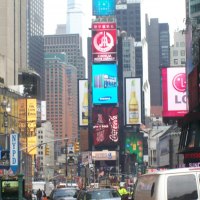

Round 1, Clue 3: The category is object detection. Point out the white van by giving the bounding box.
[133,168,200,200]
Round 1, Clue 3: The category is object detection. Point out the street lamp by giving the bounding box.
[1,97,11,150]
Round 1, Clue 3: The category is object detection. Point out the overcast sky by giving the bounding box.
[44,0,186,43]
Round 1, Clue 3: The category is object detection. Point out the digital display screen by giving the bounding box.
[92,64,118,104]
[93,0,116,16]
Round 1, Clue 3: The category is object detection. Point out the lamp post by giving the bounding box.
[1,97,11,150]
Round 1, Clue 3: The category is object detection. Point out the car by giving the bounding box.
[76,188,121,200]
[47,187,78,200]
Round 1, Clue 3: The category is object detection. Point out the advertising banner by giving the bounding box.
[18,99,27,135]
[92,22,117,63]
[162,67,188,117]
[125,132,143,163]
[125,78,142,125]
[27,136,37,155]
[41,101,47,121]
[92,151,117,161]
[92,106,119,147]
[92,0,116,16]
[92,64,118,104]
[27,99,37,135]
[78,80,88,126]
[10,133,19,174]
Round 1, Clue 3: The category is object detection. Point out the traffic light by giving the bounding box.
[74,142,80,153]
[45,145,50,155]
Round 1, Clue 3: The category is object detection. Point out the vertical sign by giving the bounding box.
[79,80,88,126]
[125,78,142,125]
[41,101,47,121]
[10,133,19,174]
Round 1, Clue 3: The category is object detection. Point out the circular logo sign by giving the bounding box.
[93,31,114,53]
[172,73,186,92]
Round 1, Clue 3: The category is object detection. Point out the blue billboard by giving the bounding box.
[93,0,116,16]
[92,64,118,104]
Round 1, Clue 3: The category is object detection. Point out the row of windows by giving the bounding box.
[173,58,186,65]
[173,50,185,56]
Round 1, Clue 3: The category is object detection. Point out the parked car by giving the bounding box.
[76,188,121,200]
[133,167,200,200]
[47,187,77,200]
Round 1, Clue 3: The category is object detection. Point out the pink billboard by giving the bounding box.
[92,22,117,63]
[162,67,188,117]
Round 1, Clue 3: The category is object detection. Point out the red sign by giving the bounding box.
[92,106,119,146]
[92,22,117,63]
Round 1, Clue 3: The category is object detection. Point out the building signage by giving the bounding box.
[92,151,116,161]
[92,106,119,147]
[125,78,142,125]
[10,133,19,174]
[92,0,116,16]
[92,22,117,63]
[162,67,188,117]
[92,64,118,104]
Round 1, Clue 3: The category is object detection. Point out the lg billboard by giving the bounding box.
[92,106,119,147]
[92,64,118,104]
[162,67,188,117]
[92,22,117,63]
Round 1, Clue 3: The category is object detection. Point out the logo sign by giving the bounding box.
[162,67,188,117]
[91,151,116,161]
[92,22,117,63]
[10,133,19,174]
[92,106,119,147]
[92,64,118,104]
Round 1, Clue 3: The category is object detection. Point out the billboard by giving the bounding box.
[92,22,117,63]
[162,67,188,117]
[78,80,88,126]
[92,0,116,16]
[125,78,142,125]
[125,132,143,163]
[92,106,119,147]
[41,101,46,121]
[18,99,27,135]
[92,64,118,104]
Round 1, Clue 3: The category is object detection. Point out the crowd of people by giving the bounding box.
[24,188,47,200]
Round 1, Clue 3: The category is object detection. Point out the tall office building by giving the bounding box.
[44,53,78,154]
[27,0,44,100]
[146,18,170,107]
[0,0,27,86]
[170,30,186,67]
[116,0,143,78]
[44,34,85,79]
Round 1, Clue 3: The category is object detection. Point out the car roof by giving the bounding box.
[143,167,200,176]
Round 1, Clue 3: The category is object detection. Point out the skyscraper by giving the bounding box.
[116,0,143,78]
[27,0,44,100]
[0,0,27,86]
[146,17,170,106]
[44,34,85,79]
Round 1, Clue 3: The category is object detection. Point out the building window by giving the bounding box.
[173,50,178,56]
[174,59,178,65]
[180,50,185,56]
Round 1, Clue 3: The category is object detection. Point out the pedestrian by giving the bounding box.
[36,188,42,200]
[42,191,48,200]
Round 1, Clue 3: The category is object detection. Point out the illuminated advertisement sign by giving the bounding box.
[125,78,142,125]
[78,80,88,126]
[125,132,143,163]
[10,133,19,173]
[92,151,117,161]
[92,106,119,147]
[92,22,117,63]
[41,101,46,121]
[162,67,188,117]
[92,64,118,104]
[93,0,116,16]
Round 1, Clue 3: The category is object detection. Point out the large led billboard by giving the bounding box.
[125,132,143,163]
[93,0,116,16]
[78,80,88,126]
[162,67,188,117]
[92,106,119,147]
[92,64,118,104]
[125,78,142,125]
[92,22,117,63]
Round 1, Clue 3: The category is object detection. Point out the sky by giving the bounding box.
[44,0,186,43]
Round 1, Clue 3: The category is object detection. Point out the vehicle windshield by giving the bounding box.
[86,190,120,199]
[53,189,76,198]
